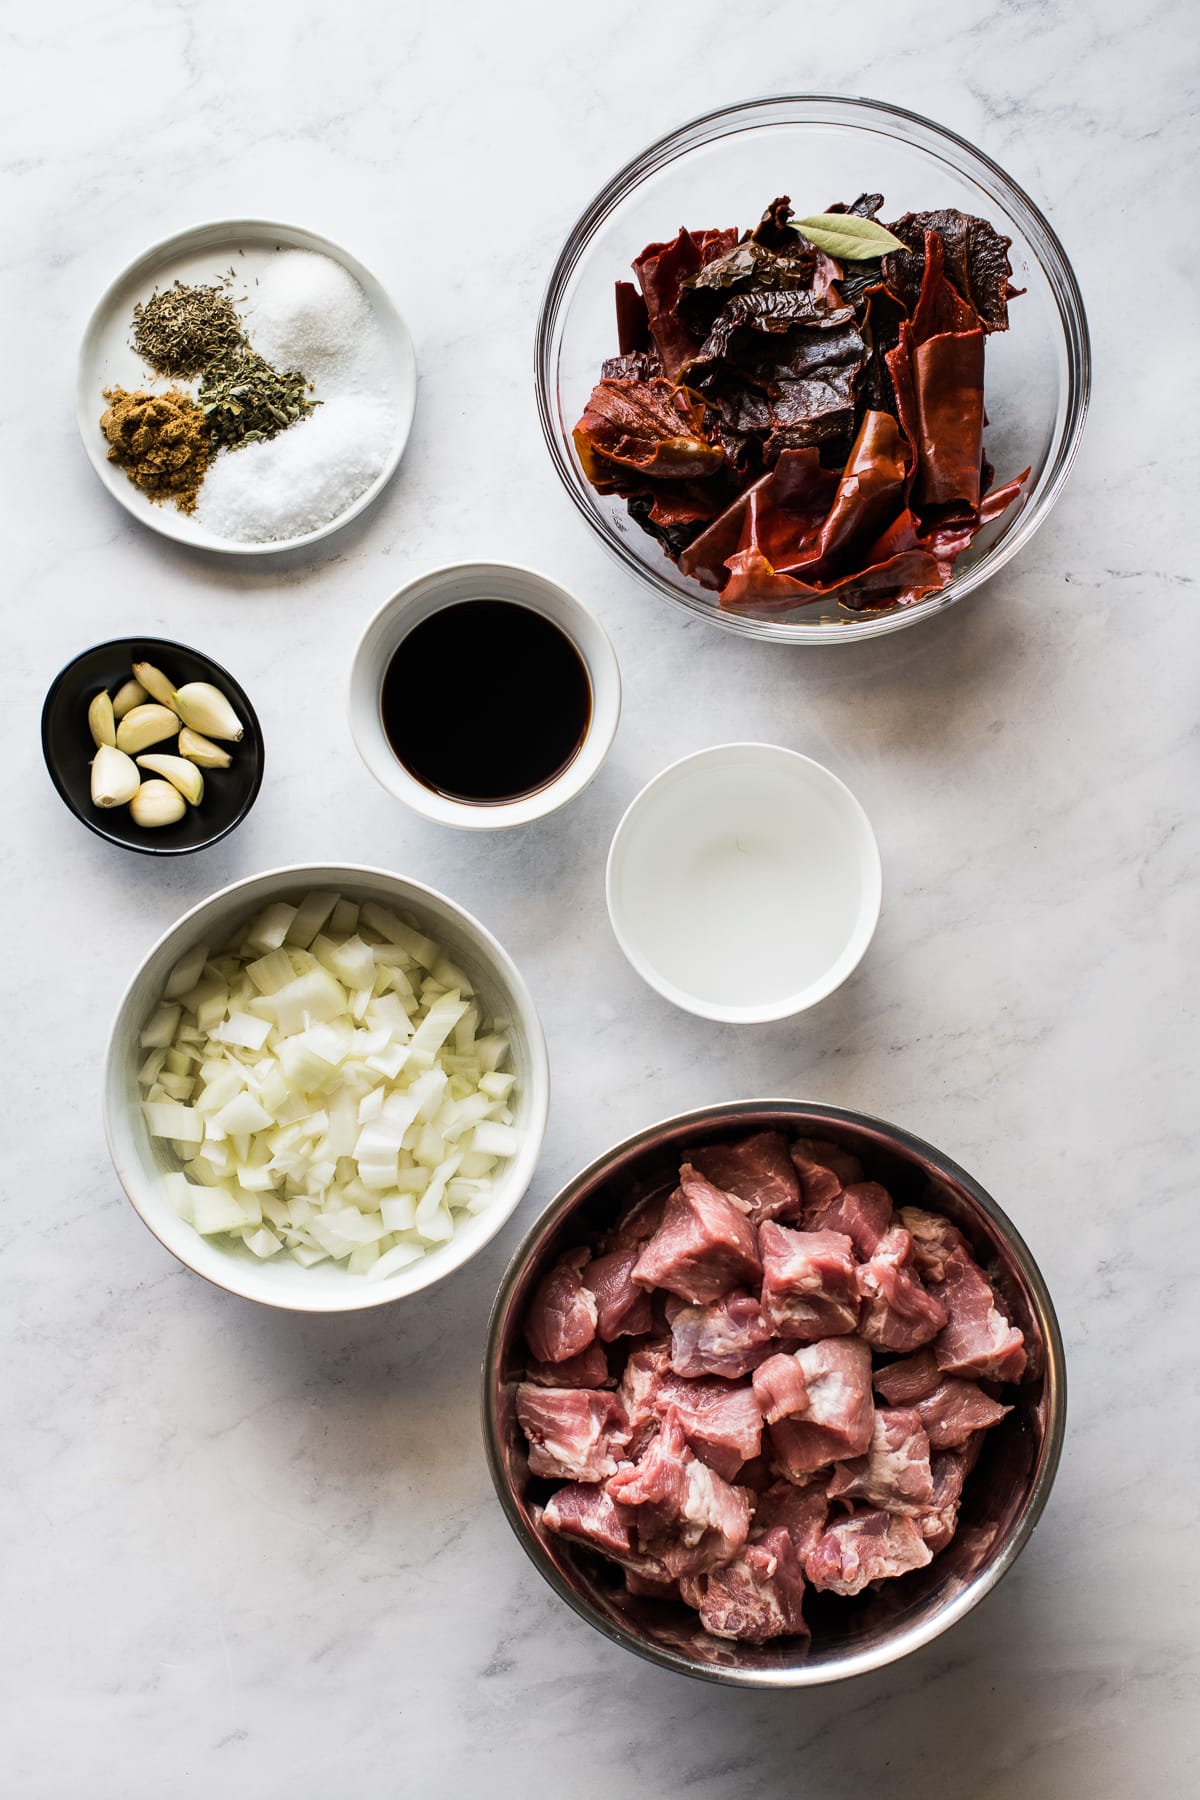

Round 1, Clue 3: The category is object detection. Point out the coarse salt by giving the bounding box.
[197,395,394,543]
[242,249,389,400]
[195,248,399,543]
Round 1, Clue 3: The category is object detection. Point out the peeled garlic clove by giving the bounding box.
[115,703,181,754]
[177,726,232,769]
[87,690,116,748]
[136,753,204,806]
[130,778,186,828]
[131,661,179,710]
[112,677,149,720]
[171,682,243,742]
[91,744,140,808]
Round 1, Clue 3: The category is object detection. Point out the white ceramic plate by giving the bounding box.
[606,743,882,1022]
[77,219,417,554]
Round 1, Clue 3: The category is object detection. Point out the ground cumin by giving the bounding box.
[99,387,212,514]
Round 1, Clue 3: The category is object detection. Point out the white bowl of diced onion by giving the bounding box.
[103,864,549,1310]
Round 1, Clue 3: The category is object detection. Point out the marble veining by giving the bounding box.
[3,1,1197,1794]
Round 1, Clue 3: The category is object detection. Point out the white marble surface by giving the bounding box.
[5,2,1197,1794]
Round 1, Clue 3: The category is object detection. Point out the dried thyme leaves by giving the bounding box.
[132,281,246,380]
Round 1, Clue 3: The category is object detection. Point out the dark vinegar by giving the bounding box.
[381,600,592,804]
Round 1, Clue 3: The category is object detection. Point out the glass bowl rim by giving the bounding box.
[535,92,1091,644]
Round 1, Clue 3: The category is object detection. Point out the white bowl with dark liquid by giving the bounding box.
[349,563,621,829]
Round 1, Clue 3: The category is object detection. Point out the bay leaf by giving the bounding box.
[792,214,906,261]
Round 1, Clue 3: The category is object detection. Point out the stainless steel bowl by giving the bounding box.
[482,1100,1065,1687]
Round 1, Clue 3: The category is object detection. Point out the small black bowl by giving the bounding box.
[41,637,264,856]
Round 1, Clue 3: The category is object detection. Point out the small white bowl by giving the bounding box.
[606,744,882,1023]
[103,864,549,1312]
[349,563,621,829]
[77,219,417,554]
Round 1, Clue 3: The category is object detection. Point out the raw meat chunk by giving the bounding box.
[856,1226,948,1352]
[898,1204,971,1284]
[932,1248,1026,1382]
[516,1385,630,1482]
[608,1187,669,1251]
[762,1338,875,1479]
[682,1526,810,1643]
[667,1289,775,1379]
[526,1340,612,1388]
[524,1249,598,1364]
[753,1478,829,1561]
[806,1509,933,1595]
[914,1380,1009,1449]
[687,1130,802,1224]
[620,1342,762,1480]
[873,1344,1011,1446]
[543,1482,639,1558]
[790,1137,864,1209]
[805,1181,894,1258]
[632,1164,762,1303]
[621,1340,673,1432]
[607,1407,752,1578]
[753,1352,810,1425]
[759,1222,860,1339]
[872,1346,940,1404]
[655,1375,763,1481]
[919,1435,985,1553]
[585,1247,656,1342]
[826,1406,935,1513]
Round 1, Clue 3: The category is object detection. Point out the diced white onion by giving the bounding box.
[140,892,519,1275]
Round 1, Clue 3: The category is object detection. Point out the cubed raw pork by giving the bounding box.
[620,1342,762,1480]
[759,1222,860,1340]
[680,1526,810,1643]
[524,1248,598,1365]
[761,1338,875,1479]
[856,1227,948,1352]
[826,1406,935,1514]
[919,1434,985,1553]
[790,1138,864,1209]
[543,1481,639,1558]
[753,1353,809,1425]
[872,1346,941,1404]
[806,1509,933,1595]
[607,1407,752,1579]
[516,1385,630,1482]
[584,1247,655,1342]
[932,1248,1027,1383]
[805,1181,895,1259]
[621,1340,673,1432]
[753,1478,829,1561]
[632,1164,762,1304]
[526,1340,612,1389]
[873,1349,1012,1447]
[656,1375,763,1482]
[917,1382,1010,1449]
[607,1186,669,1252]
[686,1131,802,1224]
[667,1289,775,1379]
[899,1205,972,1283]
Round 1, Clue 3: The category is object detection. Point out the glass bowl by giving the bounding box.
[536,95,1090,643]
